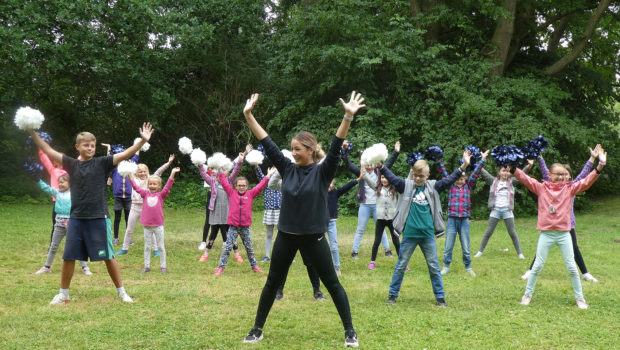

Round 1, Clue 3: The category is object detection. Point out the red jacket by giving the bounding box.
[218,172,270,227]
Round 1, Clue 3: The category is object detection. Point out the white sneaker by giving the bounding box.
[474,251,482,258]
[50,293,70,305]
[576,298,589,309]
[520,294,532,306]
[35,266,52,275]
[118,291,134,303]
[521,270,532,280]
[82,267,93,276]
[518,254,525,259]
[198,241,207,251]
[582,273,599,283]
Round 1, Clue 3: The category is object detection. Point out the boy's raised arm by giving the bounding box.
[113,122,153,166]
[28,130,62,165]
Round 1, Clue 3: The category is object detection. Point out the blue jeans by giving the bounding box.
[389,237,444,299]
[443,217,471,268]
[351,203,389,252]
[327,220,340,267]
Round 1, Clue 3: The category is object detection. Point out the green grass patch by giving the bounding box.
[1,197,619,349]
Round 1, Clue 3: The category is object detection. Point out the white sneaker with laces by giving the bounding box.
[82,267,93,276]
[576,298,589,309]
[198,241,207,251]
[520,294,532,306]
[474,251,482,258]
[582,273,599,283]
[518,254,525,259]
[35,267,52,275]
[521,270,532,280]
[118,291,134,303]
[50,293,70,305]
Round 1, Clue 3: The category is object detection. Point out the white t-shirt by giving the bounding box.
[495,180,510,208]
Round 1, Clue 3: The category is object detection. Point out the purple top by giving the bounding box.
[538,156,593,229]
[110,154,139,198]
[197,159,242,211]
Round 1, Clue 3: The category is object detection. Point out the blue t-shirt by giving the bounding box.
[403,186,435,239]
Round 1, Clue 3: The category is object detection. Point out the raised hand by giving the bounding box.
[598,148,607,163]
[238,152,245,161]
[342,140,349,150]
[244,93,260,117]
[168,154,175,164]
[527,159,534,167]
[358,167,365,181]
[339,91,366,118]
[394,141,401,152]
[267,166,277,177]
[139,122,154,142]
[462,150,472,167]
[170,167,181,178]
[245,144,253,155]
[481,149,490,161]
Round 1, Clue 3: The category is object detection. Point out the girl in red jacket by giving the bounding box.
[215,167,276,275]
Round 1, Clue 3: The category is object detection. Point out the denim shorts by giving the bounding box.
[490,207,514,219]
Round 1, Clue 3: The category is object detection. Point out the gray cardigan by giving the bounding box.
[480,166,530,211]
[363,173,398,220]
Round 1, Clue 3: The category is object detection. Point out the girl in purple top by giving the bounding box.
[521,145,602,282]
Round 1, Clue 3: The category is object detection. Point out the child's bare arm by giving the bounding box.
[169,167,180,180]
[113,122,153,166]
[28,130,62,164]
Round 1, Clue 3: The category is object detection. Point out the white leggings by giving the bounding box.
[122,204,158,250]
[144,226,166,269]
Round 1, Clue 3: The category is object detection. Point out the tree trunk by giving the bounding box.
[505,1,535,70]
[547,16,570,54]
[485,0,517,77]
[545,0,612,75]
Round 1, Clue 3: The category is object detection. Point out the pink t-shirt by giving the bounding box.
[130,178,174,226]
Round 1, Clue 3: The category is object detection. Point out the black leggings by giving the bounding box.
[371,219,400,261]
[202,191,212,242]
[50,205,57,244]
[529,228,588,274]
[207,224,238,250]
[113,209,130,239]
[253,231,353,331]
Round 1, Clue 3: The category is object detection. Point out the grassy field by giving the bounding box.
[1,197,618,349]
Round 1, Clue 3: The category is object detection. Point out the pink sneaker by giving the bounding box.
[367,261,376,270]
[214,267,224,276]
[406,265,411,271]
[199,253,208,262]
[235,254,244,263]
[252,266,264,273]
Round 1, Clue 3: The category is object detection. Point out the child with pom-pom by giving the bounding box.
[116,155,175,256]
[341,140,401,259]
[521,144,603,283]
[34,174,92,276]
[515,147,607,309]
[436,148,490,277]
[380,150,472,307]
[214,167,276,276]
[27,122,152,305]
[251,151,282,263]
[474,153,534,259]
[130,167,180,274]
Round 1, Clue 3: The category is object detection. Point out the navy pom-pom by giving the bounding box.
[110,144,126,155]
[522,135,549,160]
[491,145,525,168]
[26,131,52,149]
[460,145,482,172]
[424,146,443,161]
[341,142,353,156]
[407,151,425,165]
[257,144,268,159]
[23,157,44,180]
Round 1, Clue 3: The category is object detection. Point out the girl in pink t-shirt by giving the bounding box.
[130,167,180,274]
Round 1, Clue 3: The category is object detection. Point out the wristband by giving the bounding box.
[595,168,602,175]
[599,161,606,166]
[343,115,354,122]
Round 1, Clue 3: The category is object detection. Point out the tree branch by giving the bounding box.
[545,0,612,75]
[547,16,570,54]
[484,0,517,78]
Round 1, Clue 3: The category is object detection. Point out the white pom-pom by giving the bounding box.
[14,107,45,130]
[117,160,138,177]
[281,150,295,163]
[223,159,234,172]
[361,143,388,166]
[246,150,264,165]
[134,137,150,152]
[207,152,232,170]
[190,148,207,166]
[178,137,193,155]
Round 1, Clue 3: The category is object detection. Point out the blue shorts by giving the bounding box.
[63,218,115,261]
[490,207,514,220]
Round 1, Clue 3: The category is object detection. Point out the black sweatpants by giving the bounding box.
[371,219,400,261]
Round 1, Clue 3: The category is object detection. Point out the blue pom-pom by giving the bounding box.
[522,135,549,159]
[257,144,268,159]
[341,142,353,156]
[407,151,425,165]
[110,144,126,155]
[22,157,44,180]
[491,145,525,168]
[424,146,443,161]
[26,131,52,149]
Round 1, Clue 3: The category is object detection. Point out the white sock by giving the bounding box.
[116,286,125,294]
[59,288,69,296]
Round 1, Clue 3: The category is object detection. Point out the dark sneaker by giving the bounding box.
[436,298,447,307]
[314,290,326,301]
[260,256,271,263]
[140,267,151,274]
[386,294,397,304]
[344,329,359,347]
[243,327,263,344]
[351,251,359,259]
[275,289,284,300]
[384,249,393,258]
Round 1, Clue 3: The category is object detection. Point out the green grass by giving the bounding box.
[1,197,619,349]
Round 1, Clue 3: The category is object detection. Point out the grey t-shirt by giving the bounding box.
[363,171,377,205]
[63,155,114,219]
